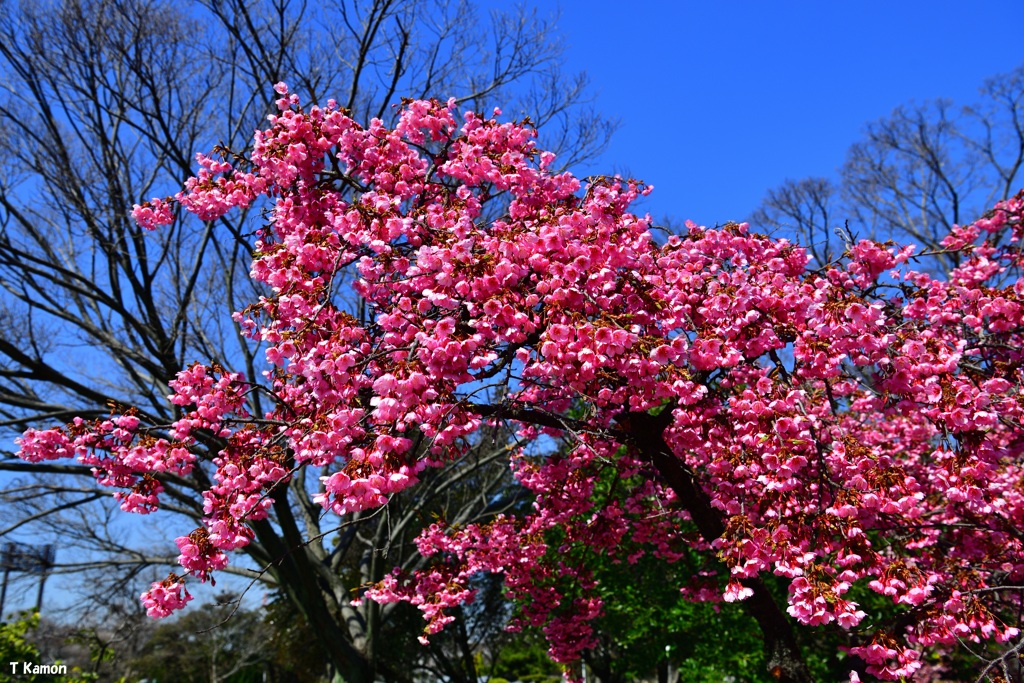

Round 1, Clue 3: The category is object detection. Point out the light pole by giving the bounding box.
[0,542,55,618]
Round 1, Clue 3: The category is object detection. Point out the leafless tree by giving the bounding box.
[751,63,1024,274]
[748,177,838,267]
[0,1,614,681]
[961,65,1024,213]
[840,98,980,271]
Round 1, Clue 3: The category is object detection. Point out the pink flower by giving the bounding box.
[141,575,193,618]
[131,197,175,230]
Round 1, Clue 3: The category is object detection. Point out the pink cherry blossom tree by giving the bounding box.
[19,86,1024,682]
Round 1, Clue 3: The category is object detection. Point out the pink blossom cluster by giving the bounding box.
[17,412,193,514]
[168,363,250,439]
[130,197,175,230]
[175,527,229,580]
[18,86,1024,676]
[175,152,267,221]
[140,573,193,618]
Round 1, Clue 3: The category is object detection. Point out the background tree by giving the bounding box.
[752,62,1024,272]
[748,177,839,268]
[0,0,613,680]
[127,594,272,683]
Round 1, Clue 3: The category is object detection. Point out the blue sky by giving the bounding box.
[539,1,1024,227]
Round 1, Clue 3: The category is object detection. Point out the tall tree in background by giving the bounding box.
[0,1,613,680]
[752,63,1024,272]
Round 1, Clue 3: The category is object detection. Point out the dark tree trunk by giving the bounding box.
[253,503,375,683]
[627,411,816,683]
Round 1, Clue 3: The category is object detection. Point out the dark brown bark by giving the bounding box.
[253,503,375,683]
[625,410,816,683]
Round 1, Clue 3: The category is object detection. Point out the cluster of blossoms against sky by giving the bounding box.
[17,83,1024,680]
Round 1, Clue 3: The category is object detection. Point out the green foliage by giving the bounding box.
[1,612,40,677]
[0,612,97,683]
[493,446,774,683]
[487,631,561,683]
[587,557,773,683]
